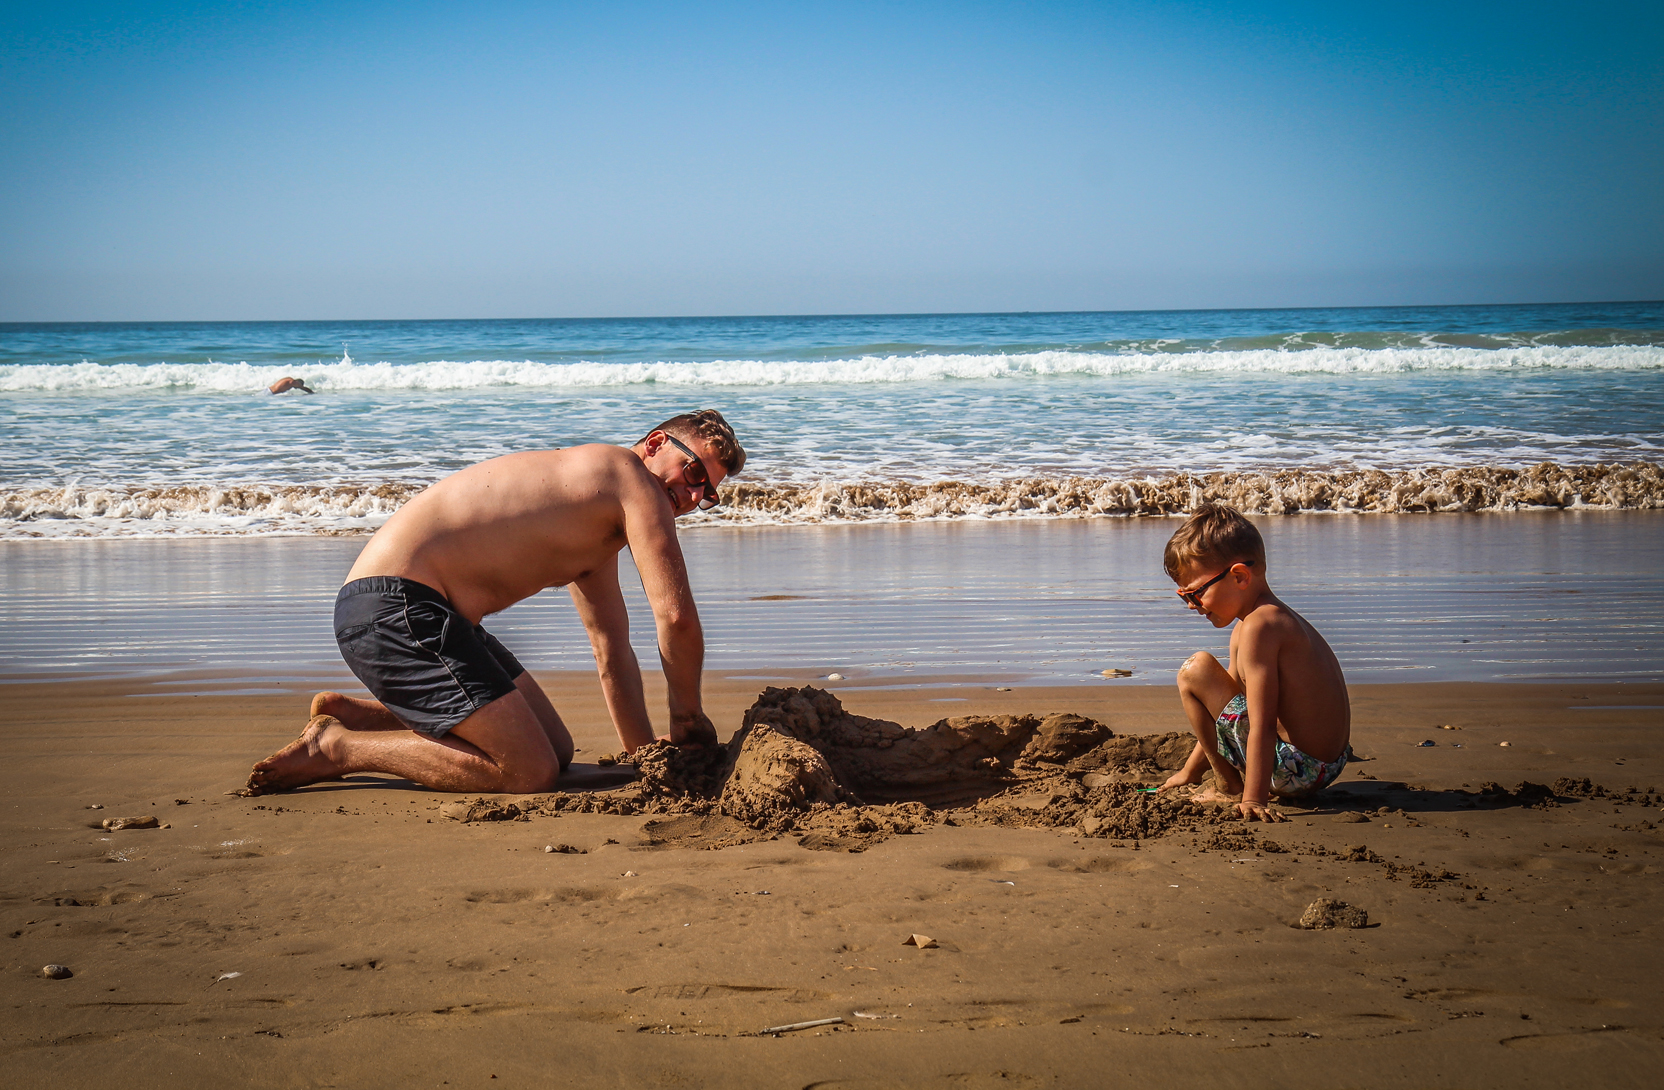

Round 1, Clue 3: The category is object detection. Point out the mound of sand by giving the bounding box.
[446,688,1664,852]
[445,686,1223,849]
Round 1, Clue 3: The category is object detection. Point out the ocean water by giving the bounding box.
[4,514,1659,684]
[2,302,1662,537]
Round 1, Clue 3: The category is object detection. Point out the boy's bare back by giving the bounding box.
[1227,594,1350,763]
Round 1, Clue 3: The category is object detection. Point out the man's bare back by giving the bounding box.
[246,413,744,797]
[349,445,691,622]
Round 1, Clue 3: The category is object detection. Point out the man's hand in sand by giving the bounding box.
[670,711,720,749]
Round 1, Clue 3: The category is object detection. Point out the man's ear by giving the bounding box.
[643,430,664,455]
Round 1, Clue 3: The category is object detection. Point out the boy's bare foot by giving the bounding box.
[246,715,348,795]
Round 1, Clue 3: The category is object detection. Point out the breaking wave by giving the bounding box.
[4,463,1659,538]
[5,343,1664,393]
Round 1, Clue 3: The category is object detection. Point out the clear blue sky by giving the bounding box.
[2,1,1660,320]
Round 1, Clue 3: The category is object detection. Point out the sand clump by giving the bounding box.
[1298,898,1369,930]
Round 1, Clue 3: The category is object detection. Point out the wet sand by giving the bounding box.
[4,671,1661,1087]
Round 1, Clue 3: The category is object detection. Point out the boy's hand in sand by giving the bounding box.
[1237,799,1285,822]
[670,711,719,749]
[1157,769,1200,794]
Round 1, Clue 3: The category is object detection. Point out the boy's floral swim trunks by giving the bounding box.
[1213,693,1350,798]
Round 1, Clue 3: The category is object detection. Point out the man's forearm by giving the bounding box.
[656,615,705,719]
[596,654,655,752]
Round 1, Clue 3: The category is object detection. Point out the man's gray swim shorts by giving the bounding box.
[333,576,525,738]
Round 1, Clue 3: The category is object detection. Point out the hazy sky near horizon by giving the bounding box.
[2,1,1660,321]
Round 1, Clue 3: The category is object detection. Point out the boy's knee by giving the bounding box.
[1177,652,1222,686]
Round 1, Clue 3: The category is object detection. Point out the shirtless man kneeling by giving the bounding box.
[246,409,744,795]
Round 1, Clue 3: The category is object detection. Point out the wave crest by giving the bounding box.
[708,463,1664,522]
[3,463,1660,538]
[4,343,1664,392]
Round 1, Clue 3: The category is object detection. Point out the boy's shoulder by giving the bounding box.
[1234,598,1304,645]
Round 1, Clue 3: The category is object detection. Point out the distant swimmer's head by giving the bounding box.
[268,376,314,395]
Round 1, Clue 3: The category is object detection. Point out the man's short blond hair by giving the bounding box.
[643,409,746,476]
[1163,504,1266,580]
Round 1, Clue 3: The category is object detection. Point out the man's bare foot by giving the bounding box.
[246,715,348,795]
[310,691,404,730]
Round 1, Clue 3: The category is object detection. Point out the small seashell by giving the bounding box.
[826,672,845,681]
[101,815,160,831]
[42,964,72,979]
[544,845,555,853]
[1499,741,1512,747]
[1101,668,1133,678]
[621,871,637,878]
[1416,740,1436,748]
[995,687,1013,692]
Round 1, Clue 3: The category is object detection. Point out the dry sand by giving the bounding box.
[4,672,1662,1087]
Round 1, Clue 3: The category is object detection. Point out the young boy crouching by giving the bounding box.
[1157,505,1351,821]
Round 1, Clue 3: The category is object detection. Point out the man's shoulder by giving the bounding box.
[529,443,645,477]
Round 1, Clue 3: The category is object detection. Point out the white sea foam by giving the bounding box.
[4,344,1663,392]
[5,464,1658,539]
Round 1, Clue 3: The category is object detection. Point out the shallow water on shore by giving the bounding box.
[2,512,1659,685]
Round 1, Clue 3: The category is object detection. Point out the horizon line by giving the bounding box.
[3,297,1662,327]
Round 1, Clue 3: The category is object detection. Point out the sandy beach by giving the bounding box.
[5,667,1662,1088]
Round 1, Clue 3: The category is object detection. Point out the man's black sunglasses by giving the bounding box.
[663,433,721,510]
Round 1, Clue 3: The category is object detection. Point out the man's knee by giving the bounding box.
[502,753,562,794]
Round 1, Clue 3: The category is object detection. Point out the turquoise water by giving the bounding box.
[2,302,1661,536]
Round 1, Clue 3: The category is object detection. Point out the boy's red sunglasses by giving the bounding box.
[1176,560,1251,607]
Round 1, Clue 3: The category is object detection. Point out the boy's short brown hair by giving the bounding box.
[1163,504,1266,580]
[644,409,746,476]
